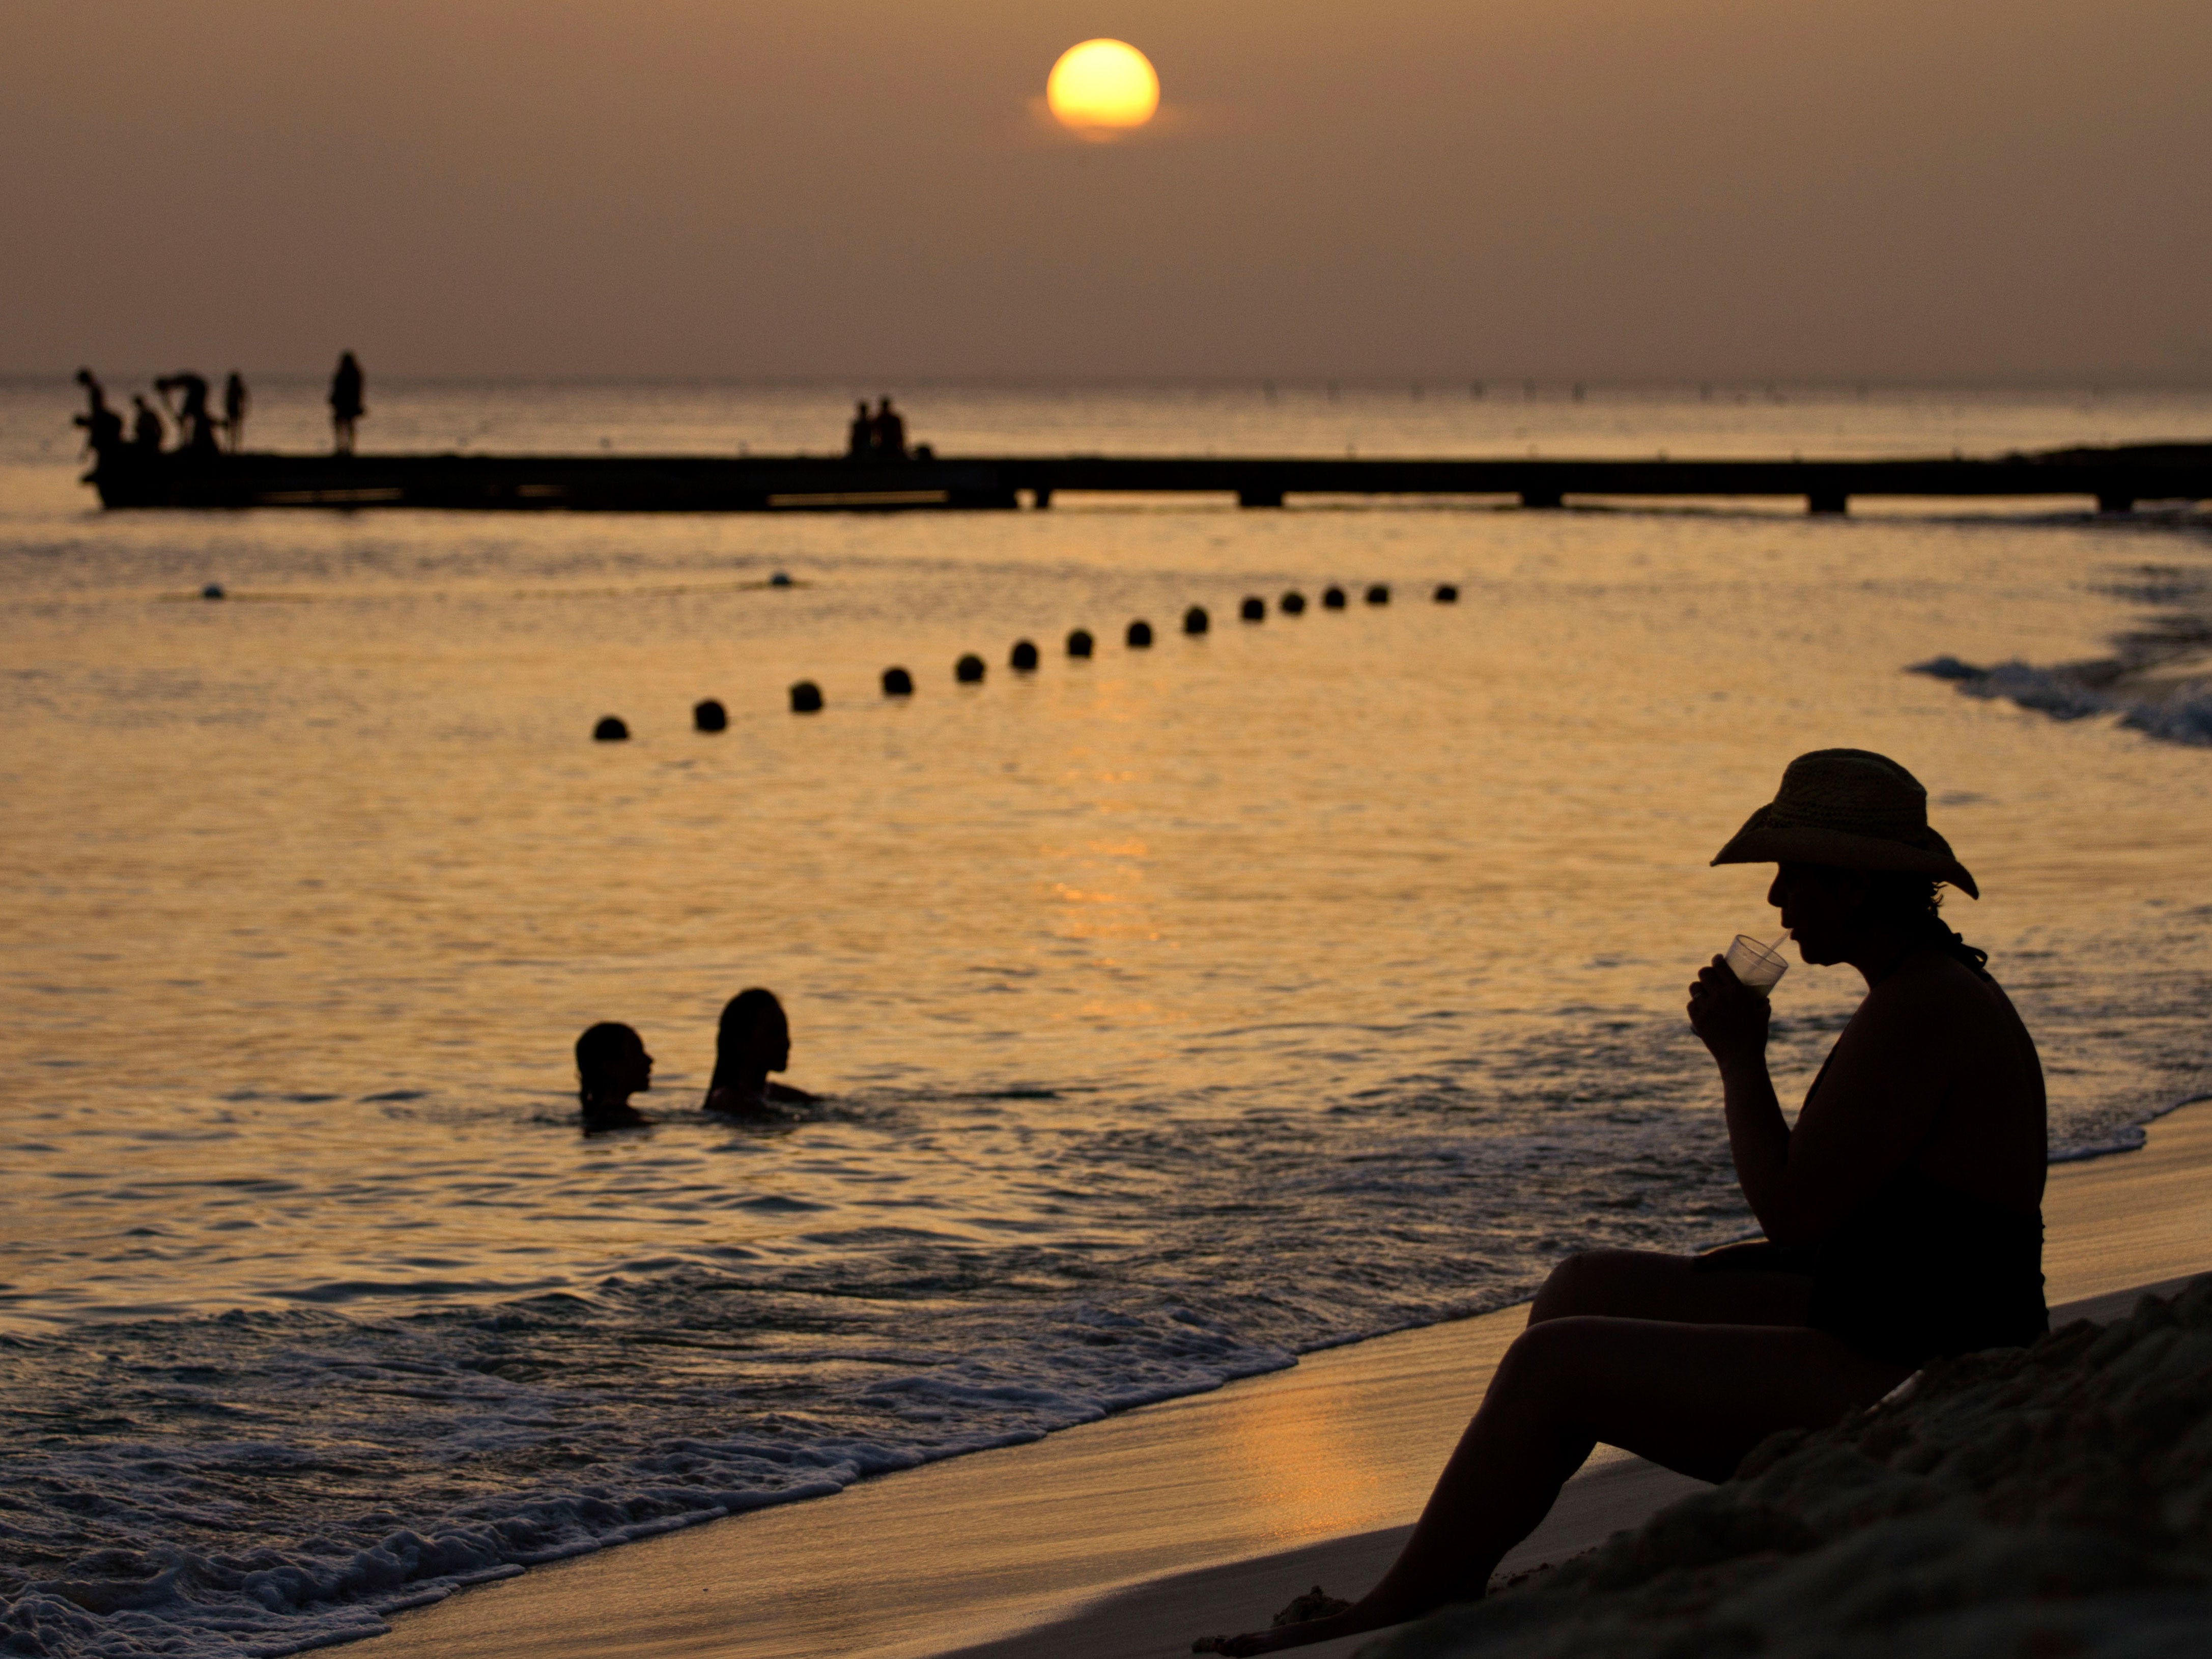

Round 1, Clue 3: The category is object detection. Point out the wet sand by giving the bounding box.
[377,1100,2212,1659]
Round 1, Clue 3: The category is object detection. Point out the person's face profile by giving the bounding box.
[742,1011,789,1073]
[617,1037,654,1095]
[1766,864,1868,965]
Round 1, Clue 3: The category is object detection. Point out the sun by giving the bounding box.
[1045,39,1159,138]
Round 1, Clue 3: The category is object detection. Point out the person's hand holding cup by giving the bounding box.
[1687,933,1786,1068]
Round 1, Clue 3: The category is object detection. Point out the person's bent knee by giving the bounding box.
[1493,1314,1608,1397]
[1532,1250,1643,1323]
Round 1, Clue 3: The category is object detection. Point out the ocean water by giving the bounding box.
[3,380,2209,1657]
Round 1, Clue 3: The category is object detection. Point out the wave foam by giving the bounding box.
[1910,656,2212,747]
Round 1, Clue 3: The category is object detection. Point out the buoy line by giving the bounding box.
[589,580,1464,738]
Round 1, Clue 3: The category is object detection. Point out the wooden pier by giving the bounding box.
[84,442,2212,516]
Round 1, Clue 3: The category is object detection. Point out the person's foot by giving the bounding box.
[1202,1606,1374,1656]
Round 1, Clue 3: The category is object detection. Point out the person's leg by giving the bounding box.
[1215,1317,1909,1656]
[1528,1249,1811,1328]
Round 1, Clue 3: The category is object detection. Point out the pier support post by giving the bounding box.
[1807,490,1849,516]
[1029,488,1053,509]
[1238,488,1285,508]
[1520,489,1563,509]
[2096,493,2135,515]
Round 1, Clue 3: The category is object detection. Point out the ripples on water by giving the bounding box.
[2,383,2209,1655]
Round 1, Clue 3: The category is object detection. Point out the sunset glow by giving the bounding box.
[1045,39,1159,138]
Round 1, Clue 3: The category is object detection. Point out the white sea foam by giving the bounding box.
[1909,656,2212,746]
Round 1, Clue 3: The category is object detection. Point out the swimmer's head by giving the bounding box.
[714,988,790,1082]
[576,1021,652,1106]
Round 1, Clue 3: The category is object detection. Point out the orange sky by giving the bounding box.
[4,0,2208,381]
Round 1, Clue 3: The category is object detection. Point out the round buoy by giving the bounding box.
[1434,583,1460,604]
[593,716,630,742]
[1067,628,1095,659]
[1010,639,1039,672]
[1365,583,1391,606]
[955,653,986,684]
[1280,590,1307,615]
[769,571,793,588]
[882,666,914,697]
[1183,605,1210,636]
[789,680,824,713]
[1322,586,1347,610]
[201,582,226,601]
[693,698,727,732]
[1126,620,1153,648]
[1239,596,1265,622]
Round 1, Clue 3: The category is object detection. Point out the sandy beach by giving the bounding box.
[374,1098,2212,1659]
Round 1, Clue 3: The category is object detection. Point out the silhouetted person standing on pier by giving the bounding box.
[870,396,907,461]
[131,395,165,453]
[73,370,123,461]
[846,400,873,459]
[329,352,366,454]
[155,373,218,453]
[223,373,249,453]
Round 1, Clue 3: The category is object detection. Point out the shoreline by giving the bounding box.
[375,1097,2212,1659]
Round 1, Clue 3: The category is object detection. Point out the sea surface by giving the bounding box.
[3,380,2209,1657]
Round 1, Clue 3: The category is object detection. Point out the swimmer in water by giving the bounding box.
[576,1021,654,1133]
[701,989,817,1117]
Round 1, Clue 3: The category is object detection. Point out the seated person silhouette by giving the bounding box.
[1211,750,2048,1654]
[575,1021,654,1133]
[701,988,817,1117]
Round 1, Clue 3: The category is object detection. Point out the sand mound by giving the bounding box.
[1375,1275,2212,1658]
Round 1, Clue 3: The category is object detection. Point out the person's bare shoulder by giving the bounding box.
[1866,950,1989,1016]
[1847,953,2012,1076]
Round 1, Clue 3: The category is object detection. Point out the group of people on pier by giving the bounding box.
[80,365,913,467]
[72,353,367,463]
[74,368,249,458]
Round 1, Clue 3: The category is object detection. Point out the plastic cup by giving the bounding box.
[1724,934,1790,996]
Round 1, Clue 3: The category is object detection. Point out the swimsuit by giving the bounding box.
[1694,1168,2047,1366]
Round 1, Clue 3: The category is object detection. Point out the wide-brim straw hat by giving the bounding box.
[1710,748,1978,898]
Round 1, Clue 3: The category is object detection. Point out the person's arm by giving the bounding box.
[1686,957,1791,1226]
[1691,962,1950,1245]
